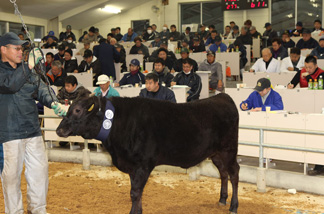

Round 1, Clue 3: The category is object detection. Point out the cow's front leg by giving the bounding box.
[129,167,152,214]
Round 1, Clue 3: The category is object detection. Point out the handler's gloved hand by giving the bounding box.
[51,102,67,117]
[28,48,43,69]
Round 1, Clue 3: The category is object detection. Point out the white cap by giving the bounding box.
[96,74,110,85]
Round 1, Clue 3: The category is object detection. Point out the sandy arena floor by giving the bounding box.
[0,162,324,214]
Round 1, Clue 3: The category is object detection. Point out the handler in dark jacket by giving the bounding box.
[171,59,202,102]
[0,32,65,214]
[139,73,176,103]
[93,38,120,80]
[152,58,174,87]
[115,59,145,86]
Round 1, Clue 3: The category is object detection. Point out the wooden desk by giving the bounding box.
[196,71,211,99]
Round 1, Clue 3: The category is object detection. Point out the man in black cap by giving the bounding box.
[296,29,319,50]
[291,21,305,37]
[0,32,65,214]
[59,25,76,42]
[190,36,205,53]
[78,50,101,83]
[240,78,283,112]
[173,47,198,73]
[263,22,278,47]
[54,43,66,62]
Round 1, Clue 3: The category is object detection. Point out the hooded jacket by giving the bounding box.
[152,67,174,87]
[198,59,223,90]
[78,56,101,76]
[0,61,57,144]
[57,84,91,104]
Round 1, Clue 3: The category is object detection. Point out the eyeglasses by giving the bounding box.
[5,46,23,51]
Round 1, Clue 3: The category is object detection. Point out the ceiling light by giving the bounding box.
[313,3,318,7]
[287,14,293,18]
[308,12,313,16]
[101,6,121,14]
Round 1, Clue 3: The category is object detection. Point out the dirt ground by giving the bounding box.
[0,162,324,214]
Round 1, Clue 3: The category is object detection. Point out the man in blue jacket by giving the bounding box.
[240,78,284,112]
[139,73,176,103]
[0,32,66,214]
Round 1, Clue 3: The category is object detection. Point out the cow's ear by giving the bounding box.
[88,104,94,112]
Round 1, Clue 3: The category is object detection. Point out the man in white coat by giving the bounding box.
[250,48,280,73]
[280,47,305,72]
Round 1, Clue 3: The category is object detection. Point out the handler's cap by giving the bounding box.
[130,58,140,66]
[0,32,28,47]
[254,78,271,91]
[96,74,110,85]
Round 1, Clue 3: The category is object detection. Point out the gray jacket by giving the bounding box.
[0,61,57,144]
[198,59,223,90]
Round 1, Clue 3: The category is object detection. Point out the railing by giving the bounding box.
[40,115,324,192]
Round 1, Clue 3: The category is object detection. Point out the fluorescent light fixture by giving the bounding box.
[101,6,121,14]
[287,14,293,18]
[308,12,313,16]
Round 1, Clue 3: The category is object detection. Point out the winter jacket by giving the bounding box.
[240,89,283,111]
[263,29,278,46]
[46,69,66,87]
[152,67,174,87]
[310,46,324,59]
[143,32,155,41]
[119,72,145,86]
[250,31,262,39]
[115,33,123,42]
[172,71,202,102]
[42,42,58,49]
[130,44,149,59]
[209,43,228,53]
[150,40,162,48]
[169,31,181,41]
[190,42,206,53]
[121,32,138,42]
[160,30,170,41]
[0,61,57,144]
[93,86,120,98]
[236,34,252,45]
[59,31,76,42]
[296,38,319,50]
[57,84,91,104]
[173,58,198,73]
[282,40,296,49]
[149,49,177,65]
[198,59,223,90]
[270,46,288,60]
[63,59,78,73]
[139,85,176,103]
[77,56,101,76]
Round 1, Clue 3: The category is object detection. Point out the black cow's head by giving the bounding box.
[56,96,104,139]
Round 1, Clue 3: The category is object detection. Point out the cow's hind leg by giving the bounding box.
[211,153,229,206]
[228,155,240,214]
[129,167,152,214]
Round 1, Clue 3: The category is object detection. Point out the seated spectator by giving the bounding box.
[198,51,223,91]
[205,24,216,40]
[115,27,123,41]
[228,40,248,77]
[150,34,162,47]
[190,37,205,53]
[57,75,91,104]
[151,24,158,37]
[169,25,181,41]
[250,48,280,73]
[288,55,324,89]
[230,21,236,30]
[149,41,176,64]
[181,40,190,49]
[280,47,305,72]
[244,19,252,30]
[209,36,227,53]
[227,25,240,39]
[223,25,231,40]
[291,21,305,37]
[236,26,252,45]
[82,26,97,43]
[143,26,155,41]
[181,26,193,43]
[115,59,145,86]
[62,48,78,73]
[78,31,88,42]
[263,23,278,47]
[41,36,57,49]
[155,48,175,71]
[76,42,91,56]
[93,74,120,98]
[54,44,66,62]
[205,30,218,46]
[114,43,127,73]
[160,24,170,41]
[281,32,295,49]
[310,35,324,59]
[240,78,283,112]
[270,38,288,60]
[121,28,138,42]
[59,25,76,42]
[311,19,324,37]
[42,31,58,42]
[18,33,25,40]
[95,28,104,41]
[45,52,54,72]
[199,24,208,40]
[250,26,262,39]
[78,50,101,84]
[139,73,176,102]
[173,48,198,73]
[296,29,319,50]
[171,59,202,102]
[46,60,66,86]
[62,35,76,49]
[129,37,149,59]
[107,33,115,43]
[152,58,174,87]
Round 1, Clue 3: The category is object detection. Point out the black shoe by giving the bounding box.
[59,141,68,147]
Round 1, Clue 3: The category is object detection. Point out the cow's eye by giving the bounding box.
[75,109,81,113]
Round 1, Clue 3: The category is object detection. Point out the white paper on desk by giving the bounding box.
[120,84,133,88]
[172,85,189,88]
[275,85,286,89]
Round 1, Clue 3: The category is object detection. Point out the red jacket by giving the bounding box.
[300,67,324,87]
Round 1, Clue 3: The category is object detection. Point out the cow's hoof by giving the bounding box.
[229,212,237,214]
[218,202,227,206]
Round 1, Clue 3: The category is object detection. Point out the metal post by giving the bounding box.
[82,139,90,170]
[257,129,266,192]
